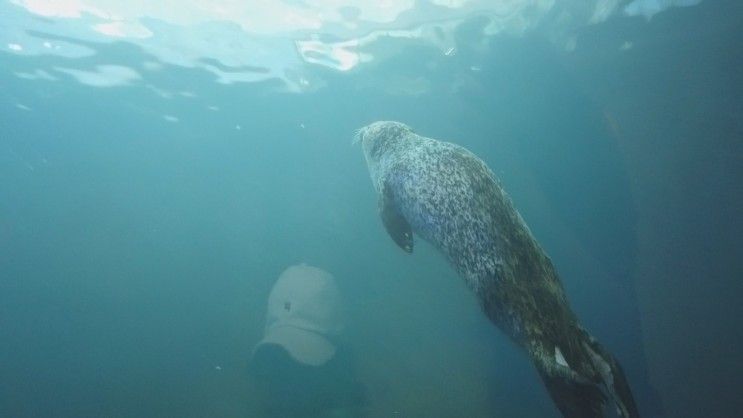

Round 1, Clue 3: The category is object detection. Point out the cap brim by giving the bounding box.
[253,326,336,367]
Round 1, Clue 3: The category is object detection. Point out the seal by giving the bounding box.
[356,121,639,418]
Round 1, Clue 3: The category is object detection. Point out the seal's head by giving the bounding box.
[355,121,413,164]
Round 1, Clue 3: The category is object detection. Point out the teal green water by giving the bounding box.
[1,2,741,417]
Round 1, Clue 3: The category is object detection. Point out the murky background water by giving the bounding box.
[1,1,741,417]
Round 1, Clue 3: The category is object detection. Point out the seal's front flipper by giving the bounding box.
[379,183,413,253]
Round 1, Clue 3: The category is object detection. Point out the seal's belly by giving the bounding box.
[387,156,502,288]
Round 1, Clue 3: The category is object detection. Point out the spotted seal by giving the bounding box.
[356,121,639,418]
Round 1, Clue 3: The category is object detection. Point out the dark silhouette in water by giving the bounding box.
[357,121,639,418]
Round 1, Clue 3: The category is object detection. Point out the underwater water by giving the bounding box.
[1,1,741,417]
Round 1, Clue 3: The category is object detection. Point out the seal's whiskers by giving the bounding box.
[352,128,363,145]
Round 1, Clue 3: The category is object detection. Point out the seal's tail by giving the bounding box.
[535,330,640,418]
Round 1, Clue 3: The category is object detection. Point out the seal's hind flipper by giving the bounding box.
[539,370,607,418]
[379,182,413,253]
[582,336,641,418]
[535,329,640,418]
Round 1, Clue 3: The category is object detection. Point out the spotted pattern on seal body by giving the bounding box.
[360,121,571,343]
[358,121,641,418]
